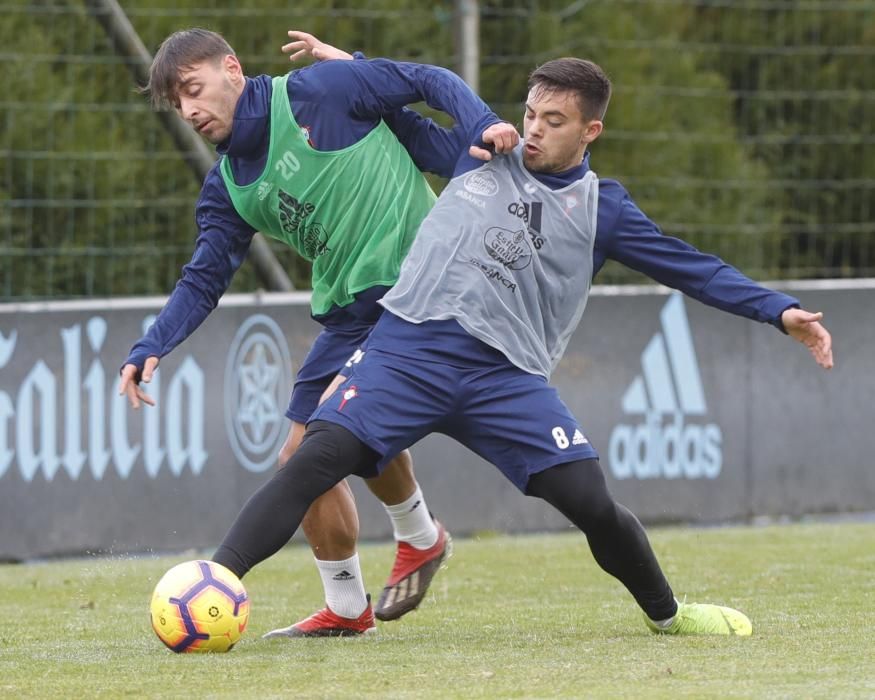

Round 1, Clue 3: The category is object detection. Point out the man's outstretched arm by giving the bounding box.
[282,30,518,176]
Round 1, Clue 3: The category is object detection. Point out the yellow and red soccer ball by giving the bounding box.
[150,560,250,653]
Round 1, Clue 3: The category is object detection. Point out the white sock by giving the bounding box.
[651,614,676,629]
[651,598,680,628]
[314,554,368,619]
[383,484,438,549]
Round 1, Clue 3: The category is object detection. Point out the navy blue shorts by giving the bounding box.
[285,324,372,423]
[285,286,390,424]
[310,314,598,492]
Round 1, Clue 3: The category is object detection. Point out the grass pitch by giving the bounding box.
[1,521,873,699]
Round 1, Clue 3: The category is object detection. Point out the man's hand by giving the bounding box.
[282,31,353,62]
[781,308,834,369]
[119,356,160,409]
[469,122,520,161]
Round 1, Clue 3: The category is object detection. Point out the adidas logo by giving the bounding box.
[408,499,422,513]
[572,429,588,446]
[608,294,722,480]
[256,181,273,201]
[332,570,356,581]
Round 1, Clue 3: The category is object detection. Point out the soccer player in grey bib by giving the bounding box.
[214,54,833,636]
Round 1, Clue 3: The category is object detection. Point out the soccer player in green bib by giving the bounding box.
[119,28,518,636]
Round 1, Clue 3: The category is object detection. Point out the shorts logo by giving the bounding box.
[463,171,499,196]
[224,315,293,473]
[551,426,586,449]
[484,227,532,270]
[608,295,723,480]
[338,386,358,411]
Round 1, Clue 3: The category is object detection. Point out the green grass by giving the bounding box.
[2,521,874,699]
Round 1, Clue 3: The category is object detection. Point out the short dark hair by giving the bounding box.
[528,58,612,121]
[144,28,235,109]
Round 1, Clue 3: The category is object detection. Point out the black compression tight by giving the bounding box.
[213,421,378,579]
[526,459,677,621]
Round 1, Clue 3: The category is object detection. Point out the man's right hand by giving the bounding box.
[469,122,520,161]
[119,356,160,409]
[282,31,353,62]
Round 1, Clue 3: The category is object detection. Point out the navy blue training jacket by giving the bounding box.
[124,57,797,372]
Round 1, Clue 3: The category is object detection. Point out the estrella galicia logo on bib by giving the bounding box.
[483,227,532,270]
[302,222,330,258]
[464,171,499,196]
[224,315,293,473]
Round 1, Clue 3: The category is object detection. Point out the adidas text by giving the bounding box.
[609,410,722,479]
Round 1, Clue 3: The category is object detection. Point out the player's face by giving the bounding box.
[522,87,602,173]
[174,55,244,144]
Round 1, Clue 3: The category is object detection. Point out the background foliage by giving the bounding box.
[2,0,874,299]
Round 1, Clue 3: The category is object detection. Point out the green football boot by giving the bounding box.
[645,601,753,636]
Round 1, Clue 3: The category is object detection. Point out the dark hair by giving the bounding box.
[528,58,612,121]
[144,28,235,109]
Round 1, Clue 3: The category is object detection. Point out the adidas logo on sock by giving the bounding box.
[332,570,356,581]
[408,499,422,513]
[608,294,723,480]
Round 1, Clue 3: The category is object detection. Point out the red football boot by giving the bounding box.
[262,595,376,638]
[375,522,452,621]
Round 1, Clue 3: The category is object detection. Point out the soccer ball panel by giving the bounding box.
[149,560,249,653]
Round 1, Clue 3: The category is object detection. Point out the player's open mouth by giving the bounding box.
[524,144,541,155]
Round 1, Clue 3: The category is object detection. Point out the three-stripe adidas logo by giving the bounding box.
[380,571,420,610]
[608,294,723,480]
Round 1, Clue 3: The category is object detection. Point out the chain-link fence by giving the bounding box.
[3,0,874,300]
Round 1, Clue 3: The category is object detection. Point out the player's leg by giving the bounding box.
[455,364,751,636]
[365,449,451,622]
[525,459,751,636]
[312,367,451,622]
[308,322,461,621]
[212,420,378,588]
[264,329,372,637]
[281,420,359,562]
[525,459,676,618]
[264,418,372,637]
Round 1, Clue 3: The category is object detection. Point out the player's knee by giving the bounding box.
[291,420,379,482]
[526,458,618,529]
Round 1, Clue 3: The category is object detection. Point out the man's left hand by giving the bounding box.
[282,31,353,62]
[782,307,834,369]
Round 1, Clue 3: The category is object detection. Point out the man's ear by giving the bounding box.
[582,120,603,145]
[224,54,244,84]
